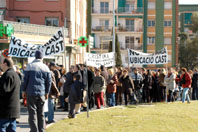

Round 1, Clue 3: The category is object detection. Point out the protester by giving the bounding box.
[0,57,20,132]
[106,80,116,107]
[22,50,52,132]
[58,66,66,109]
[86,66,95,109]
[176,68,192,103]
[159,69,167,102]
[119,69,135,105]
[165,68,176,102]
[142,69,153,103]
[131,68,143,103]
[192,68,198,100]
[92,69,106,109]
[63,66,74,111]
[152,71,160,102]
[46,62,60,124]
[115,67,123,105]
[67,74,84,119]
[73,64,83,114]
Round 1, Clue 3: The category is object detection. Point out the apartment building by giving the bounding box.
[91,0,144,66]
[90,0,178,67]
[144,0,178,67]
[179,4,198,35]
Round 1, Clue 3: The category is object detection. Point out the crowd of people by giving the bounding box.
[0,50,197,132]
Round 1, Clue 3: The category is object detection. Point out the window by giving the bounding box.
[164,20,172,27]
[147,20,155,27]
[164,2,172,10]
[99,19,109,30]
[100,36,109,49]
[125,1,135,12]
[126,20,134,31]
[148,2,155,10]
[125,36,135,49]
[100,2,109,13]
[164,37,171,45]
[16,17,30,23]
[45,17,59,27]
[147,37,155,45]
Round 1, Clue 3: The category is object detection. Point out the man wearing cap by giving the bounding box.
[22,50,52,132]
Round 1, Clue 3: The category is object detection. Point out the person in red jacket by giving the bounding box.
[176,68,192,103]
[107,80,117,107]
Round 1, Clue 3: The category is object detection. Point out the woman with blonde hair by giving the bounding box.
[159,68,167,102]
[165,68,176,102]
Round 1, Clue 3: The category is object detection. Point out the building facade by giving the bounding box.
[0,0,87,68]
[91,0,143,66]
[144,0,178,67]
[179,4,198,35]
[90,0,178,67]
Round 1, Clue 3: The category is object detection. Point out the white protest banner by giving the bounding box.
[85,52,115,68]
[128,48,168,65]
[8,30,64,58]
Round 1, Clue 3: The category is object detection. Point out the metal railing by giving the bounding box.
[120,42,143,50]
[92,7,112,14]
[3,20,68,37]
[92,26,111,32]
[117,7,143,14]
[117,26,143,32]
[100,44,109,50]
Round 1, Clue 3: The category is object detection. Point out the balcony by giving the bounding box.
[3,20,68,37]
[120,42,143,50]
[100,44,109,50]
[92,7,113,14]
[117,26,143,32]
[117,7,143,15]
[92,26,111,32]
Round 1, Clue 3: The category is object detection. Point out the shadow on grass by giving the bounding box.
[126,105,137,109]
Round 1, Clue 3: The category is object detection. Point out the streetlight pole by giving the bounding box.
[112,0,116,53]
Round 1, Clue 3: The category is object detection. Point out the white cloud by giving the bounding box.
[179,0,198,4]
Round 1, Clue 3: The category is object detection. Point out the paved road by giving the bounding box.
[16,105,68,132]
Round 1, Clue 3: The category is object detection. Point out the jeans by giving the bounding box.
[108,93,115,106]
[168,90,174,102]
[0,119,16,132]
[27,95,45,132]
[47,98,55,122]
[182,88,190,103]
[59,96,65,108]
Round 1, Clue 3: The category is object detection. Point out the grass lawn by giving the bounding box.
[47,102,198,132]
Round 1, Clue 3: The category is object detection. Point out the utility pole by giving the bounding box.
[112,0,116,53]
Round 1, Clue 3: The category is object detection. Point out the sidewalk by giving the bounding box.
[16,105,68,132]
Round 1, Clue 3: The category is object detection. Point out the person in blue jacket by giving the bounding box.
[22,50,52,132]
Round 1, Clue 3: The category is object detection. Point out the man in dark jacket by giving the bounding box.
[46,62,60,124]
[63,66,74,111]
[0,57,20,132]
[192,68,198,100]
[68,74,84,118]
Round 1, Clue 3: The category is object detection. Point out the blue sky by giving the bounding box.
[179,0,198,4]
